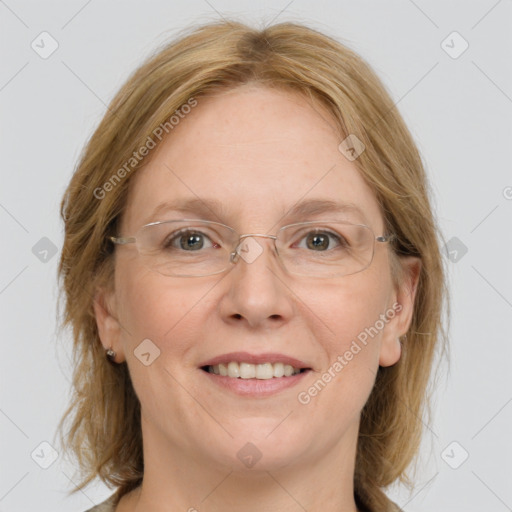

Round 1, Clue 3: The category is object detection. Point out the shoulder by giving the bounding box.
[83,494,118,512]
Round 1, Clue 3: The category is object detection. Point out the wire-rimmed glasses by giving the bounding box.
[109,219,396,278]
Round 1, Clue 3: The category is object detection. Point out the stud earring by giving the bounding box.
[106,347,117,363]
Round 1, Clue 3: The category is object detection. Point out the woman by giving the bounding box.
[57,19,448,512]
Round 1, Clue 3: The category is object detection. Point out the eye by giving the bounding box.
[294,229,348,251]
[163,229,219,251]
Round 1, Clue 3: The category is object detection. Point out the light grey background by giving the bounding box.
[1,1,511,511]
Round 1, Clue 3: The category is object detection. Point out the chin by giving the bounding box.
[203,418,313,472]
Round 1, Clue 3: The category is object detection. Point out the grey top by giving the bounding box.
[84,494,118,512]
[82,491,378,511]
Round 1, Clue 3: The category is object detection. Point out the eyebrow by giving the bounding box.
[145,197,369,226]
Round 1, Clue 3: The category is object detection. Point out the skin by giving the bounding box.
[94,85,421,512]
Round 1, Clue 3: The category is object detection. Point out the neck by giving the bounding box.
[119,413,361,512]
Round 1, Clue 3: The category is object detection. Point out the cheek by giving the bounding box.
[114,271,219,429]
[116,267,220,358]
[294,271,391,409]
[300,268,390,357]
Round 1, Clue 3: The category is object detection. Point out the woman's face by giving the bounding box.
[95,85,418,475]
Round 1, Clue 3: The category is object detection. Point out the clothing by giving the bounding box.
[83,491,386,511]
[84,493,118,512]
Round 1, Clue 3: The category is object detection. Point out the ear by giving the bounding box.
[93,287,125,363]
[379,256,422,367]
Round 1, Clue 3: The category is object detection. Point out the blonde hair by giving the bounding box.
[56,19,449,511]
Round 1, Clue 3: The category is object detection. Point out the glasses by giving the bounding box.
[109,219,395,278]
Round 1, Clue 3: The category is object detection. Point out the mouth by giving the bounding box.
[201,362,308,379]
[198,352,312,397]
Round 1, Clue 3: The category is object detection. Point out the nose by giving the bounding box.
[220,234,294,329]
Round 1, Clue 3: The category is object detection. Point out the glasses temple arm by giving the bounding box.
[109,236,136,245]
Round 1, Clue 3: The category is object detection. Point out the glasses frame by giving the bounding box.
[109,218,396,278]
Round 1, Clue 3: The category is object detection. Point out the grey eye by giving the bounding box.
[295,230,347,251]
[164,230,215,251]
[178,232,206,251]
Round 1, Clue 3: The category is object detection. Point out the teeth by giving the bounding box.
[240,362,256,379]
[218,363,228,376]
[207,362,303,379]
[273,362,284,378]
[227,361,240,378]
[255,363,273,379]
[284,364,294,377]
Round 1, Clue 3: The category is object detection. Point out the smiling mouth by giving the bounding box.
[201,362,310,379]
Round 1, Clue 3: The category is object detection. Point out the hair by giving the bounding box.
[56,18,449,512]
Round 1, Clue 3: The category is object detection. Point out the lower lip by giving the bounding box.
[201,369,311,397]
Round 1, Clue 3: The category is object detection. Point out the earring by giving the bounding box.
[398,334,407,344]
[106,347,117,363]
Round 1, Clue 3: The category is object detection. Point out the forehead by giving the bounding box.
[122,86,384,233]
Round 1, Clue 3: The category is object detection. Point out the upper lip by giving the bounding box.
[199,352,310,369]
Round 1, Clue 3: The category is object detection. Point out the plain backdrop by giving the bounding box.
[1,1,511,511]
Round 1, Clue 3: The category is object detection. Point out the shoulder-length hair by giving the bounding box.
[56,19,449,512]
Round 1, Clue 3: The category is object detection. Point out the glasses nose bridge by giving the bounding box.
[230,232,279,265]
[239,233,277,242]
